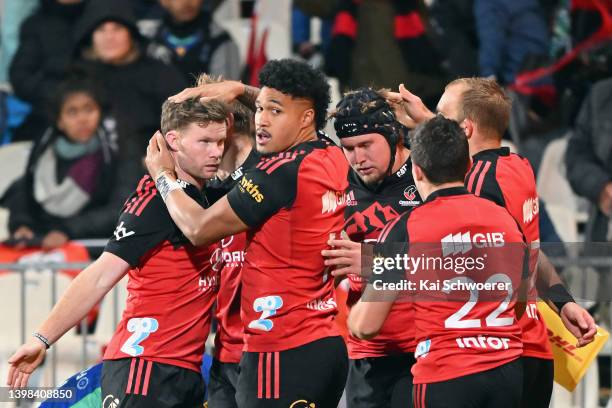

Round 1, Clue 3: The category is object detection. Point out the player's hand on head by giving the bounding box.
[6,339,47,389]
[396,84,435,125]
[560,302,598,347]
[384,91,419,129]
[146,131,175,179]
[168,80,245,104]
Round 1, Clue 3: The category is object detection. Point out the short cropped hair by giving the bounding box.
[196,73,254,137]
[447,77,511,137]
[160,98,228,135]
[410,116,470,184]
[258,59,330,131]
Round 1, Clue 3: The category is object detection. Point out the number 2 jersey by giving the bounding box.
[379,187,525,384]
[103,175,219,373]
[465,147,552,360]
[226,139,350,353]
[343,158,422,358]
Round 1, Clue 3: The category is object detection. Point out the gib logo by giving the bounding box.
[441,231,505,256]
[523,197,539,224]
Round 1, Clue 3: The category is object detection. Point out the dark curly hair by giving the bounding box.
[258,59,330,131]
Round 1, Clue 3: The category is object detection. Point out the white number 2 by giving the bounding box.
[120,317,159,356]
[248,296,283,332]
[443,274,513,329]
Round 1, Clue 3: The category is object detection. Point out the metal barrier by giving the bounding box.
[0,258,611,408]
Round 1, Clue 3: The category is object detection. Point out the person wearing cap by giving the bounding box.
[321,88,421,408]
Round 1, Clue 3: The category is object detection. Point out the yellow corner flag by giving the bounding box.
[538,302,610,391]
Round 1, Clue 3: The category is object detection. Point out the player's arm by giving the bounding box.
[168,80,260,110]
[7,252,129,388]
[536,251,597,346]
[146,132,249,246]
[348,215,408,339]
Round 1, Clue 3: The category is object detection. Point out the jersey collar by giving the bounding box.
[424,186,470,203]
[472,146,510,161]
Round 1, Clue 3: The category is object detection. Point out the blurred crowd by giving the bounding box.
[0,0,611,250]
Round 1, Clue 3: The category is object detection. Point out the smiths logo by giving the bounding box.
[322,190,350,214]
[523,197,539,224]
[239,177,264,203]
[399,185,420,207]
[441,231,505,256]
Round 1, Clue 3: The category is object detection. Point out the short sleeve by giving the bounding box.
[226,159,299,227]
[104,189,174,267]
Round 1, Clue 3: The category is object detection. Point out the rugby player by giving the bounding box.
[145,59,349,407]
[7,98,229,407]
[322,88,421,408]
[350,116,528,407]
[393,78,597,407]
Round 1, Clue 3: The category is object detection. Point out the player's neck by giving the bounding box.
[289,128,318,149]
[469,134,502,157]
[421,181,465,200]
[217,133,254,181]
[175,167,205,190]
[391,146,410,174]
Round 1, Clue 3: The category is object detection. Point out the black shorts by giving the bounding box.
[208,359,240,408]
[346,353,416,408]
[101,358,205,408]
[413,358,523,408]
[520,357,553,408]
[235,336,348,408]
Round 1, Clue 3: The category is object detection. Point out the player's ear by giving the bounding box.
[165,130,180,152]
[301,108,315,129]
[226,112,235,131]
[412,162,424,182]
[461,118,474,140]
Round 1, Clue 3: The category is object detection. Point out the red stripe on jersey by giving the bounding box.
[466,161,483,192]
[134,187,157,216]
[266,352,272,399]
[133,358,145,394]
[266,152,299,174]
[125,177,148,213]
[257,153,286,171]
[415,384,421,408]
[421,383,427,408]
[129,181,155,215]
[474,161,492,196]
[125,358,137,394]
[127,180,153,214]
[274,352,280,399]
[141,361,153,396]
[257,353,264,398]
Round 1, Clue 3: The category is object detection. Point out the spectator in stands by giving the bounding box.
[474,0,551,85]
[565,76,612,322]
[73,0,186,162]
[324,0,447,106]
[291,6,331,68]
[566,77,612,243]
[8,0,86,142]
[1,77,117,249]
[146,0,241,83]
[428,0,479,78]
